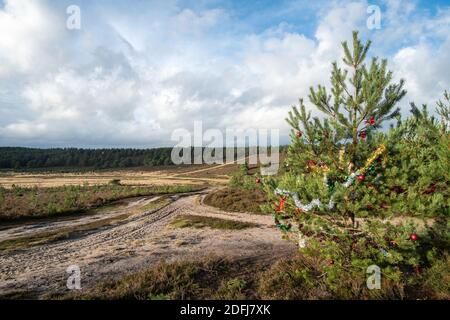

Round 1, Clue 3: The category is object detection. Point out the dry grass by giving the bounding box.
[60,256,262,300]
[0,184,199,222]
[258,252,450,300]
[419,254,450,300]
[170,215,258,230]
[46,251,450,300]
[203,188,268,214]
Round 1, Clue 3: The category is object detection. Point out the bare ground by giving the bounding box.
[0,189,296,299]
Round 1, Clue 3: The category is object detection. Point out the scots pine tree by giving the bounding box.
[263,31,449,298]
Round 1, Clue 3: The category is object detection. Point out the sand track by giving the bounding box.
[0,189,296,298]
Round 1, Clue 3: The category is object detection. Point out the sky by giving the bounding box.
[0,0,449,148]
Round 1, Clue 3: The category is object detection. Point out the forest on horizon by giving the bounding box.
[0,146,286,170]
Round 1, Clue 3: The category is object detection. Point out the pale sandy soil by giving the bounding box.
[0,189,296,298]
[0,197,162,242]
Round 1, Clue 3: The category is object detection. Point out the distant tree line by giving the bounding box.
[0,147,174,169]
[0,146,287,170]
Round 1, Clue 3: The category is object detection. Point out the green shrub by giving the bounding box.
[262,31,449,299]
[12,184,25,196]
[0,186,5,204]
[46,202,60,215]
[109,179,121,186]
[63,193,78,210]
[228,163,262,190]
[204,188,267,214]
[216,278,248,300]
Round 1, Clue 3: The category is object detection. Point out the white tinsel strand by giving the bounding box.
[274,170,361,212]
[275,188,328,212]
[342,171,361,188]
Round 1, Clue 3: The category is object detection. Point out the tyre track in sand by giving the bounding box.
[0,189,297,298]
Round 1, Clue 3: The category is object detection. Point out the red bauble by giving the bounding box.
[255,178,261,184]
[429,185,437,193]
[359,131,367,140]
[424,184,437,194]
[366,117,376,126]
[357,174,366,182]
[328,260,335,266]
[410,233,418,241]
[296,131,303,138]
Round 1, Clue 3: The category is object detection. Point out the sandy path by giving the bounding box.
[0,197,161,242]
[0,190,296,298]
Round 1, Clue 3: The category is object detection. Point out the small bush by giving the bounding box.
[204,188,267,214]
[109,179,121,186]
[0,186,5,204]
[63,194,78,210]
[170,215,257,230]
[12,184,25,196]
[258,251,449,300]
[216,278,248,300]
[419,253,450,299]
[46,201,60,215]
[259,254,329,300]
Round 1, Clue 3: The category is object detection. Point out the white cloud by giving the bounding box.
[393,38,450,106]
[0,0,64,76]
[0,0,449,147]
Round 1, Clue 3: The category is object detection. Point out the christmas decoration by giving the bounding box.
[275,188,333,212]
[274,198,286,212]
[273,144,387,213]
[410,233,418,241]
[366,117,376,126]
[380,248,391,257]
[296,131,303,138]
[414,266,422,275]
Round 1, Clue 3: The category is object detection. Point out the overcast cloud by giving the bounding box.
[0,0,449,148]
